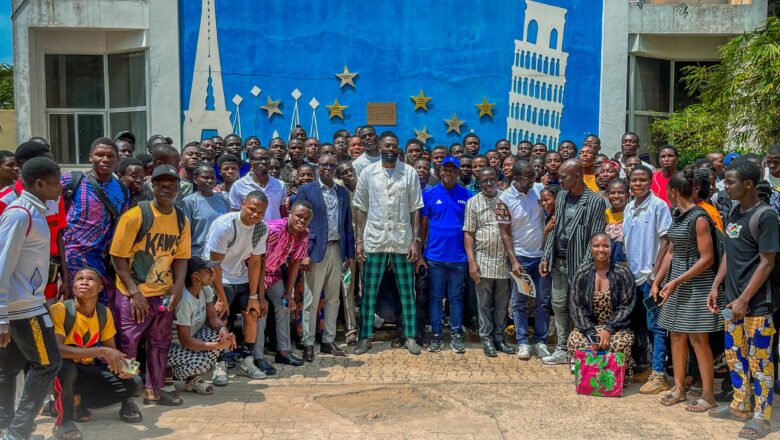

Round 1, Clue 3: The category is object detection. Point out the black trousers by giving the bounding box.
[0,314,61,439]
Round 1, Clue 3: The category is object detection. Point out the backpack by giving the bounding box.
[686,206,725,273]
[134,200,186,245]
[227,217,267,250]
[727,202,780,310]
[62,299,109,345]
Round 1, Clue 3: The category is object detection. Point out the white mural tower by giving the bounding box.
[507,0,568,150]
[183,0,232,142]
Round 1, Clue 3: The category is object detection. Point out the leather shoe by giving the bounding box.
[354,339,372,355]
[303,345,315,362]
[483,340,498,358]
[405,338,422,355]
[253,358,277,376]
[274,352,304,366]
[495,340,517,355]
[320,342,347,356]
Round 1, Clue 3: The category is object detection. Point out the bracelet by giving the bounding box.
[248,294,259,300]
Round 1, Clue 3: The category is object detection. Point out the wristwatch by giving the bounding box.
[248,294,259,300]
[648,273,657,282]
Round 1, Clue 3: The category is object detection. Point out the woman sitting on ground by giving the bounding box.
[50,268,143,440]
[568,233,636,364]
[168,256,237,393]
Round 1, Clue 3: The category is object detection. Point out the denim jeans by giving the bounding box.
[551,259,570,350]
[642,282,667,373]
[512,256,551,344]
[428,260,468,335]
[0,314,61,439]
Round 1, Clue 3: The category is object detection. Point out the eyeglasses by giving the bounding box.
[319,163,337,170]
[251,157,270,163]
[480,178,497,184]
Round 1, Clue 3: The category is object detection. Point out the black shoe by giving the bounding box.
[303,345,315,362]
[253,358,277,376]
[354,339,372,355]
[450,333,466,354]
[320,342,347,356]
[495,340,517,355]
[275,352,304,366]
[483,339,498,357]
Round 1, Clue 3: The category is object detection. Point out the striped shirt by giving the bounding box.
[264,218,309,288]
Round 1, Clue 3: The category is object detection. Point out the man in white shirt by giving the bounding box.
[618,132,655,178]
[353,132,424,356]
[229,147,286,221]
[763,145,780,190]
[206,191,271,379]
[496,160,548,360]
[351,126,382,177]
[0,157,63,440]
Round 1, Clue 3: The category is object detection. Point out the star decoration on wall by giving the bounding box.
[326,98,348,119]
[261,96,283,119]
[410,89,432,111]
[414,126,433,143]
[336,66,359,88]
[444,113,465,134]
[475,96,495,118]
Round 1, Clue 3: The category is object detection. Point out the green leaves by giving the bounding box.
[0,64,12,110]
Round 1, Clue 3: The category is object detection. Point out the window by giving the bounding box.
[626,55,716,156]
[527,20,539,45]
[549,29,559,50]
[45,51,148,164]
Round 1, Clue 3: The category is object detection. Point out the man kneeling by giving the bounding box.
[51,268,143,440]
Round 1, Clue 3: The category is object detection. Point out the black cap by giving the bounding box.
[186,256,220,280]
[151,164,180,182]
[114,130,136,145]
[146,134,170,150]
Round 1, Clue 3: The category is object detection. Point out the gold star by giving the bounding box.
[335,66,358,88]
[261,96,283,119]
[326,98,348,119]
[475,96,495,118]
[444,113,465,135]
[414,126,433,144]
[410,89,432,111]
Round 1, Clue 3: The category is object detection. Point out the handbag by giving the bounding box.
[573,349,626,397]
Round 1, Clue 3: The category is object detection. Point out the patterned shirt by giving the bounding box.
[61,172,128,277]
[264,218,309,288]
[320,178,340,241]
[463,192,508,279]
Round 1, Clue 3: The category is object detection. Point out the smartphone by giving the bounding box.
[586,334,601,345]
[643,295,660,311]
[721,308,733,321]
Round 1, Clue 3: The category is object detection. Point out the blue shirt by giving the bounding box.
[421,183,471,263]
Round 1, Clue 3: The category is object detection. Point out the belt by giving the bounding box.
[328,240,340,245]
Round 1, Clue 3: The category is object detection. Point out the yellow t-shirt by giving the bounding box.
[109,203,192,297]
[584,174,600,192]
[50,302,117,364]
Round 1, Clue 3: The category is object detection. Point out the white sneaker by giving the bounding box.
[541,348,568,365]
[534,342,551,359]
[212,361,229,386]
[517,344,532,360]
[236,356,267,380]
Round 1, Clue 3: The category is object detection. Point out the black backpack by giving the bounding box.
[135,200,186,245]
[686,206,725,273]
[728,202,780,310]
[62,299,109,345]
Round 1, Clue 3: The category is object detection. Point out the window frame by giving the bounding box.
[44,49,150,165]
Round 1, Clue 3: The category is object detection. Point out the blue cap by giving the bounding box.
[441,156,460,169]
[723,152,741,166]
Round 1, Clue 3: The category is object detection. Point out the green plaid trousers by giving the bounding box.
[359,252,417,339]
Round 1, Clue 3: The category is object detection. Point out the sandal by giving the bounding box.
[119,400,143,423]
[739,418,771,440]
[184,377,214,395]
[53,421,82,440]
[345,330,358,346]
[143,389,184,406]
[74,406,90,423]
[708,405,751,422]
[686,385,703,398]
[685,398,715,413]
[660,390,686,406]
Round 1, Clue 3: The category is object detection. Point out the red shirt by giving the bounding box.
[651,171,671,207]
[0,179,66,256]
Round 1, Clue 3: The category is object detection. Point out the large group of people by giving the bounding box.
[0,126,779,440]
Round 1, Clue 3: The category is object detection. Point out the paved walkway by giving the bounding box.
[33,339,780,439]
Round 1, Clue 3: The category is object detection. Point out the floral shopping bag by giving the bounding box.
[573,350,625,397]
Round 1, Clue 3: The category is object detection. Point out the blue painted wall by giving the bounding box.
[179,0,603,149]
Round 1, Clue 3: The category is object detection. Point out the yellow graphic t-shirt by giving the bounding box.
[50,302,117,364]
[584,174,600,192]
[109,203,192,297]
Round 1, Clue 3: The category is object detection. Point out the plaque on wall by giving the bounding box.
[367,102,397,126]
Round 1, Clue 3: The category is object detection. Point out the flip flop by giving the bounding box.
[143,389,183,406]
[685,398,715,413]
[119,400,143,423]
[53,421,82,440]
[660,390,686,406]
[738,418,771,440]
[708,405,751,422]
